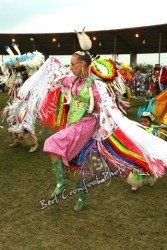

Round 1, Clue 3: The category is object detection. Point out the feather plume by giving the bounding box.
[4,46,15,57]
[12,43,21,55]
[74,27,92,51]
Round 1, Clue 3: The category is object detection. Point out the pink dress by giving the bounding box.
[43,76,102,166]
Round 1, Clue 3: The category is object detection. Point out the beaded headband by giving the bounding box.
[141,112,153,120]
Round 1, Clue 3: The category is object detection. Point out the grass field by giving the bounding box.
[0,93,167,250]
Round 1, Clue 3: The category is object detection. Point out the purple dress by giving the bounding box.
[43,76,102,166]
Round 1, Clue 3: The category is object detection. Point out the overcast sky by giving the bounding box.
[0,0,167,65]
[0,0,167,33]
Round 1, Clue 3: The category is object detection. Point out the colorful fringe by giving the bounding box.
[39,89,67,130]
[68,127,165,177]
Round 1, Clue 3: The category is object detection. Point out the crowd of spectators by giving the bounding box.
[126,66,167,101]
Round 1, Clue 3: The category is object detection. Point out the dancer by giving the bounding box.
[43,53,167,211]
[1,44,44,152]
[127,112,157,191]
[127,91,167,191]
[43,52,110,211]
[17,30,167,212]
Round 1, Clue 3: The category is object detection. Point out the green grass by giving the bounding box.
[0,93,167,250]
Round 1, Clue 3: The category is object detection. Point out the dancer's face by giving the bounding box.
[70,55,84,76]
[140,117,151,127]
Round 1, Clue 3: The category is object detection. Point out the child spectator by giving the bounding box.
[127,112,159,191]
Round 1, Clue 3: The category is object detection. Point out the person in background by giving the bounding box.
[153,71,161,95]
[127,112,159,191]
[134,70,143,98]
[0,70,6,93]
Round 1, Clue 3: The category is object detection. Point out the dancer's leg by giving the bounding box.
[74,175,88,212]
[51,156,68,197]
